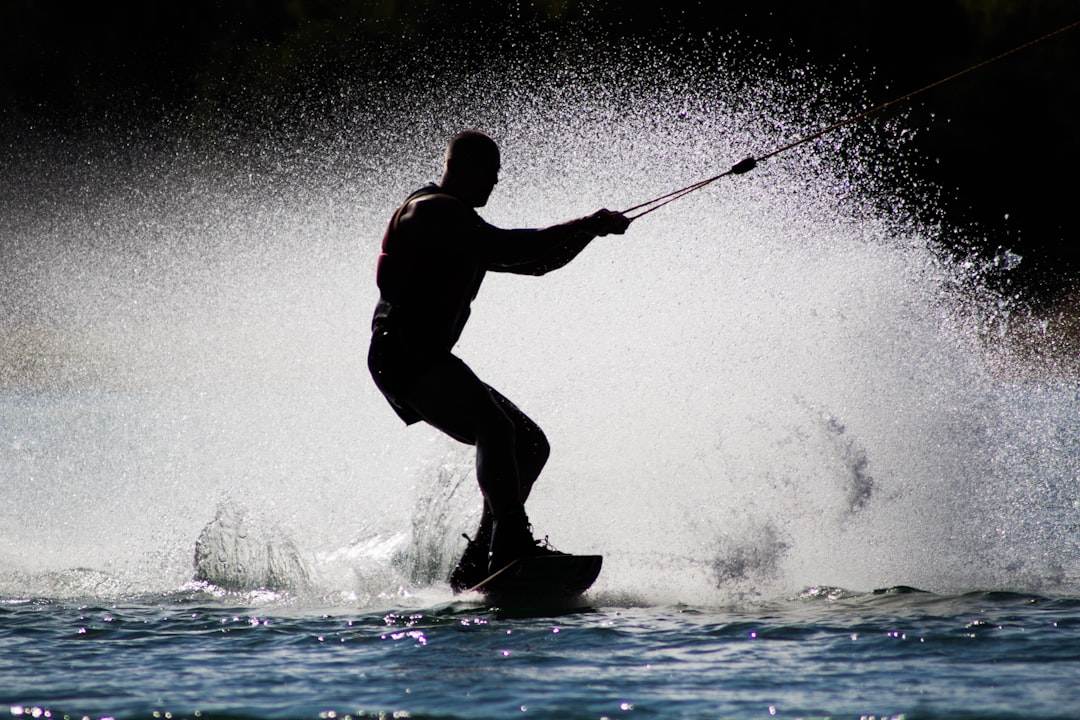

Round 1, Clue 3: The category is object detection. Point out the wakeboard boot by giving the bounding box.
[448,524,492,593]
[487,510,567,576]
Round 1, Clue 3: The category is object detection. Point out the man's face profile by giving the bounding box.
[444,131,501,207]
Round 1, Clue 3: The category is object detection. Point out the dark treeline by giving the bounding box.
[3,0,1078,297]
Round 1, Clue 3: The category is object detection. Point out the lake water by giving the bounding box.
[3,588,1080,719]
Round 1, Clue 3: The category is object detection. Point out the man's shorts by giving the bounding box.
[368,330,444,425]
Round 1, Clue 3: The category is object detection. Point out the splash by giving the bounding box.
[1,33,1077,607]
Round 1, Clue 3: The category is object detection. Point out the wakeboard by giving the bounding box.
[467,554,602,602]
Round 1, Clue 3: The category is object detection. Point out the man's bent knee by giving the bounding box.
[474,397,517,448]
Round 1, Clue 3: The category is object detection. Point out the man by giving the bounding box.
[368,130,630,592]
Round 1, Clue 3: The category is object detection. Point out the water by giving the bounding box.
[2,591,1078,720]
[3,31,1080,720]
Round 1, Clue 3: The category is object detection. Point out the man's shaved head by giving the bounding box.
[441,130,501,207]
[445,130,500,170]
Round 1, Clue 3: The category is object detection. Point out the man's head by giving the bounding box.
[441,130,500,207]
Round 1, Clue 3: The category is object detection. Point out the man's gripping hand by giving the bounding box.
[585,209,631,236]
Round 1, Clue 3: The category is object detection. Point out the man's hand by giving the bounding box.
[587,209,631,236]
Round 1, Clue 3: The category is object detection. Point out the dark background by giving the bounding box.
[3,0,1077,302]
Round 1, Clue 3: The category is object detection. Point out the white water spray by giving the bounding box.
[1,39,1077,606]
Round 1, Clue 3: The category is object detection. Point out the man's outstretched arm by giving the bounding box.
[489,210,629,276]
[401,194,628,273]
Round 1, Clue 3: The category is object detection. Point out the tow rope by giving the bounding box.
[621,18,1080,221]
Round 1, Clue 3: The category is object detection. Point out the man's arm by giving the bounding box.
[400,195,628,274]
[488,211,629,276]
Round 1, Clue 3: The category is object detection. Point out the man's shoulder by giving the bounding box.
[401,186,475,226]
[404,183,449,203]
[408,190,460,210]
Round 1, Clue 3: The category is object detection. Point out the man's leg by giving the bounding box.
[402,356,556,582]
[405,357,523,518]
[401,357,534,582]
[494,390,551,504]
[475,396,555,574]
[471,390,549,540]
[454,391,551,587]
